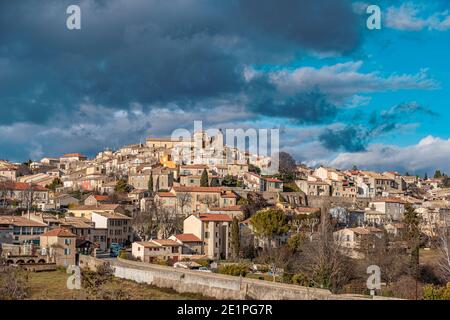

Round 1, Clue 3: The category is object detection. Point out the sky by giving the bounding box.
[0,0,449,175]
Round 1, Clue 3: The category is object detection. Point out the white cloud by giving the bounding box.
[385,3,450,31]
[268,61,437,102]
[328,135,450,173]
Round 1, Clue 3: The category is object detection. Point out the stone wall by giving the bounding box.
[79,255,386,300]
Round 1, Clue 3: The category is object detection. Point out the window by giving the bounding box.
[64,238,72,245]
[205,232,209,239]
[64,248,71,255]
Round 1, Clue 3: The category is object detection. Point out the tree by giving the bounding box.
[276,152,296,181]
[298,213,354,293]
[404,204,421,299]
[230,217,240,260]
[222,174,237,187]
[434,170,442,178]
[437,218,450,282]
[0,266,30,300]
[176,192,192,216]
[210,178,220,187]
[248,164,261,175]
[200,169,209,187]
[424,173,428,180]
[241,192,269,219]
[114,179,131,193]
[250,208,289,248]
[45,177,63,191]
[148,173,154,194]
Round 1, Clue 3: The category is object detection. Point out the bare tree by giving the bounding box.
[437,217,450,282]
[298,210,354,293]
[177,192,192,216]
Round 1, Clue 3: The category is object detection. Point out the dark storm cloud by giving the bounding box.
[319,102,438,152]
[0,0,359,127]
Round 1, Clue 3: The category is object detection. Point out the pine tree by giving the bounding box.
[404,204,421,298]
[434,170,442,178]
[200,169,209,187]
[424,173,428,180]
[148,173,153,194]
[230,217,240,260]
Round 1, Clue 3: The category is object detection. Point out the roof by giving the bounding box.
[209,205,243,212]
[180,164,208,169]
[0,181,48,191]
[70,204,122,211]
[173,186,223,193]
[92,211,132,220]
[93,195,110,202]
[198,214,232,222]
[41,228,77,237]
[62,153,86,158]
[0,216,47,227]
[347,227,383,235]
[156,192,176,198]
[263,177,283,183]
[173,233,202,242]
[151,239,181,247]
[372,197,407,204]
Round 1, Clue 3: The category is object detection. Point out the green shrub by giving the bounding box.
[292,273,312,287]
[218,264,248,277]
[423,283,450,300]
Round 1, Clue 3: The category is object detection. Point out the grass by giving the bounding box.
[420,248,441,266]
[26,269,210,300]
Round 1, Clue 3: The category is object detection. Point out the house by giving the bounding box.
[183,213,232,260]
[333,227,384,259]
[91,211,133,248]
[0,216,47,245]
[59,216,108,252]
[84,194,112,206]
[295,180,331,196]
[367,198,406,222]
[51,193,79,208]
[242,172,283,192]
[169,233,203,255]
[131,239,182,262]
[0,181,49,210]
[60,153,87,163]
[40,228,77,267]
[384,222,406,238]
[207,206,244,220]
[67,204,126,219]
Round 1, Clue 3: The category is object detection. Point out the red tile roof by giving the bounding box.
[156,192,176,198]
[0,181,48,191]
[41,228,77,237]
[173,233,202,242]
[93,195,110,201]
[173,186,223,193]
[198,214,232,222]
[209,206,243,212]
[0,216,47,227]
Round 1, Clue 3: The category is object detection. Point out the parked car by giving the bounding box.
[197,266,212,273]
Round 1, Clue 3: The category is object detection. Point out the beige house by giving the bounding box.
[207,206,244,220]
[333,227,384,259]
[183,213,232,260]
[296,180,331,196]
[169,233,203,255]
[91,211,132,248]
[0,216,47,245]
[68,204,125,219]
[0,181,49,210]
[59,216,108,252]
[132,239,182,262]
[367,198,406,223]
[40,228,77,267]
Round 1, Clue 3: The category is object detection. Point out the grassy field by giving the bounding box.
[27,269,210,300]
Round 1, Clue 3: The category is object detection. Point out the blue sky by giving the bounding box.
[0,0,449,175]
